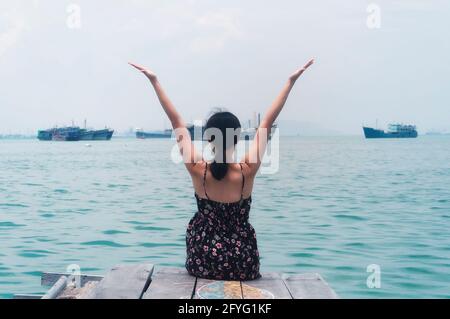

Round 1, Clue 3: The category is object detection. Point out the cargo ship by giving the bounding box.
[136,128,172,139]
[363,123,418,138]
[240,113,277,140]
[37,126,114,141]
[79,128,114,140]
[135,125,207,140]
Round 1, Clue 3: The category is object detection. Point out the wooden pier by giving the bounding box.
[14,264,338,299]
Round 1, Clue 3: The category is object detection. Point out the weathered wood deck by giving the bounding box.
[14,264,338,299]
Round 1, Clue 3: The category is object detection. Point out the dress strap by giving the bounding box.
[203,162,209,199]
[239,163,245,200]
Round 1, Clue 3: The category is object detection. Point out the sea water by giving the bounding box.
[0,136,449,298]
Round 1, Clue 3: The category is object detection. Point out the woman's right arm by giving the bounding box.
[129,62,202,169]
[242,59,314,173]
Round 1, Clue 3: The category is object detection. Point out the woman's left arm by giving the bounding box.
[129,62,202,169]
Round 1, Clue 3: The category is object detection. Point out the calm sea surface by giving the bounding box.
[0,136,449,298]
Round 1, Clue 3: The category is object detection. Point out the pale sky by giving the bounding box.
[0,0,449,135]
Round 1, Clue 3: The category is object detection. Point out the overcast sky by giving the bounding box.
[0,0,449,135]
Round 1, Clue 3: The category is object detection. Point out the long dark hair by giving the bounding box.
[204,111,241,180]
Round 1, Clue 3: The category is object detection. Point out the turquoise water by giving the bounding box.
[1,136,449,298]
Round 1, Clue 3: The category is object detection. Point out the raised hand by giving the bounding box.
[128,62,157,81]
[289,59,314,82]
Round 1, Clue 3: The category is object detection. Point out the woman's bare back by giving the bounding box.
[190,161,255,203]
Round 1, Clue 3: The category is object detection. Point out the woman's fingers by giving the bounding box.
[128,62,146,72]
[289,59,314,81]
[129,62,141,70]
[129,62,157,80]
[129,62,147,72]
[303,59,314,70]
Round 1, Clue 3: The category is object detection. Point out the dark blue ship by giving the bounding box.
[136,129,172,139]
[363,123,418,139]
[135,125,204,140]
[79,128,114,140]
[37,126,114,141]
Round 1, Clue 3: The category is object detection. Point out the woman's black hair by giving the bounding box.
[204,111,241,180]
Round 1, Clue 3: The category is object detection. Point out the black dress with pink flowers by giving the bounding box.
[185,163,261,281]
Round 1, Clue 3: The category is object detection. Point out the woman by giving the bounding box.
[129,59,314,280]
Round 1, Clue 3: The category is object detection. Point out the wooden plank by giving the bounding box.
[34,265,338,300]
[42,276,67,299]
[143,267,196,299]
[84,264,154,299]
[283,273,338,299]
[194,278,219,299]
[13,294,44,299]
[41,272,103,287]
[194,278,243,299]
[241,272,291,299]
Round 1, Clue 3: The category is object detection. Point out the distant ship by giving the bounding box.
[240,113,277,140]
[363,123,418,139]
[38,125,114,141]
[136,126,207,140]
[79,128,114,140]
[136,128,172,139]
[48,127,80,141]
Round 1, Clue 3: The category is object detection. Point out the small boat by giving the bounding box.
[136,128,172,139]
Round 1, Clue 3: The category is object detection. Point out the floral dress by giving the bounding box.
[186,163,261,281]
